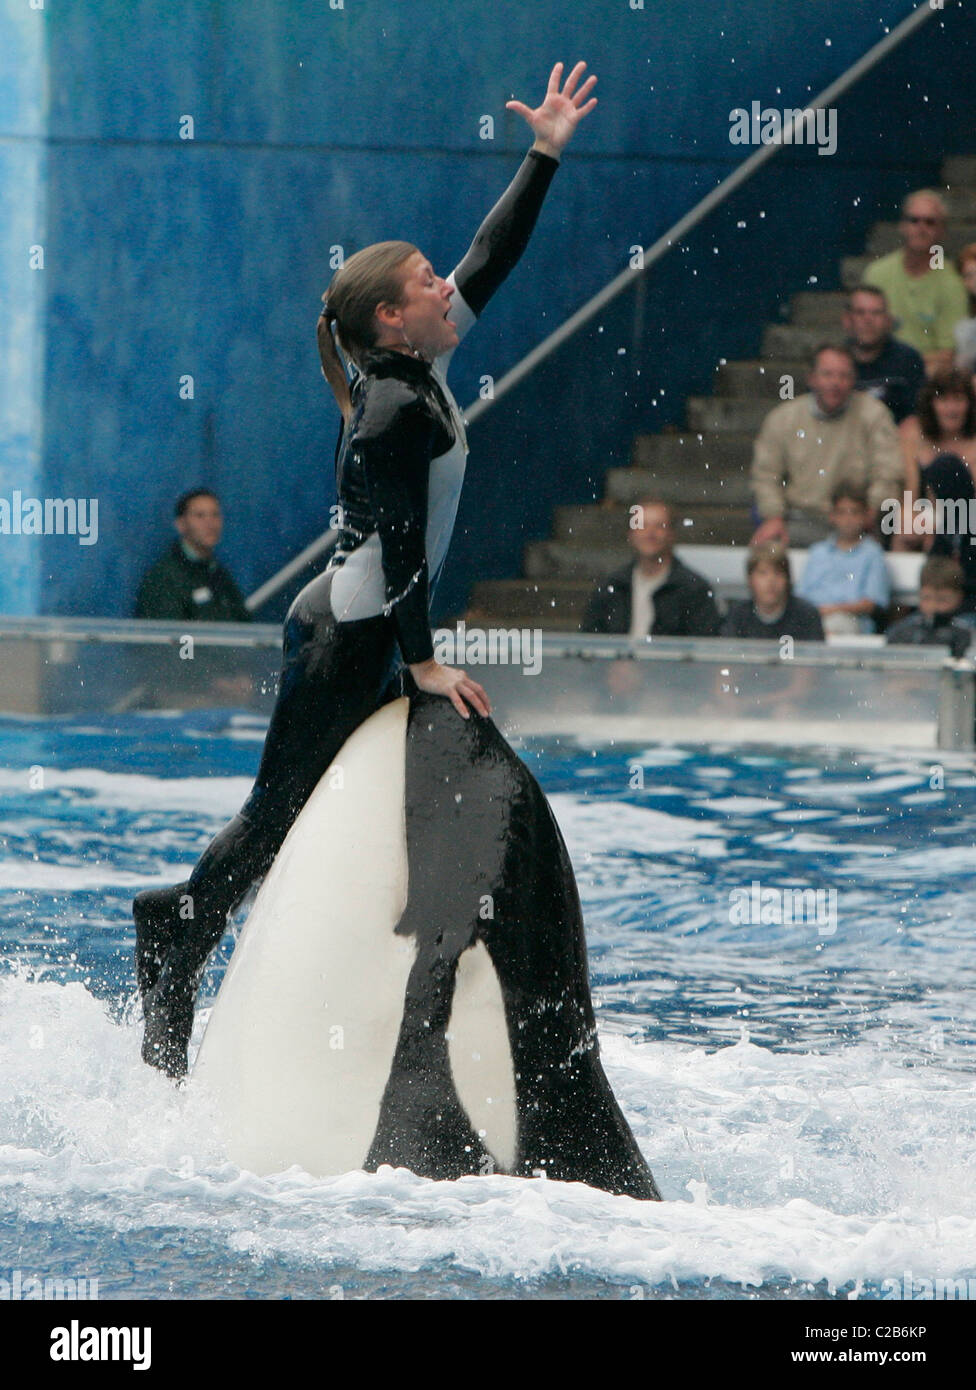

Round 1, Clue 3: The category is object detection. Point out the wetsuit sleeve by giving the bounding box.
[450,149,560,318]
[357,381,437,664]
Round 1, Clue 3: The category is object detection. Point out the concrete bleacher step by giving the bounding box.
[526,509,753,579]
[630,430,754,471]
[467,578,592,627]
[606,464,752,507]
[715,359,809,397]
[944,156,976,185]
[548,503,752,545]
[524,542,630,580]
[788,291,848,326]
[551,505,636,543]
[686,396,775,433]
[841,256,871,289]
[945,191,976,218]
[762,323,837,358]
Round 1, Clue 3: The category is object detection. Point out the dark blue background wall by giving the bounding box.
[1,0,974,619]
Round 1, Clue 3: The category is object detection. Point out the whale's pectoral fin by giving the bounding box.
[376,693,661,1200]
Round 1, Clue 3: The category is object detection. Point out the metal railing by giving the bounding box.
[0,618,971,748]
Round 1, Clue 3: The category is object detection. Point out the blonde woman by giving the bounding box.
[134,61,598,1077]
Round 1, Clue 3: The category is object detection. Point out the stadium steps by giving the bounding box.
[463,157,975,628]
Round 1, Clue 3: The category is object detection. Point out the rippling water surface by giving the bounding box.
[2,711,975,1300]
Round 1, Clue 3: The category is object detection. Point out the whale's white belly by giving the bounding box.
[192,696,518,1179]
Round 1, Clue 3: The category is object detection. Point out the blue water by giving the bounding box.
[2,711,975,1300]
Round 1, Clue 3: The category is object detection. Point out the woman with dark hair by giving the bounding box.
[954,243,976,376]
[896,370,976,550]
[918,451,976,610]
[135,60,598,1078]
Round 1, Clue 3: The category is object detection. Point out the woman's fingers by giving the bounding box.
[561,60,587,99]
[460,679,491,718]
[546,61,564,95]
[573,76,598,110]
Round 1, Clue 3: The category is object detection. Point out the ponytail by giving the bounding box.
[316,240,419,425]
[317,303,353,425]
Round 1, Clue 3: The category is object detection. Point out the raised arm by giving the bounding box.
[449,62,598,321]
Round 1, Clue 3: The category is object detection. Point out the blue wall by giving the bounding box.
[1,0,974,619]
[0,5,47,614]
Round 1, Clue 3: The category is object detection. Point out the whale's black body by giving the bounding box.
[366,694,660,1200]
[192,692,660,1202]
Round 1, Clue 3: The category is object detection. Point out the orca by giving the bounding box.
[191,693,660,1201]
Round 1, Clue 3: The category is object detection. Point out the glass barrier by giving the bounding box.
[0,620,971,750]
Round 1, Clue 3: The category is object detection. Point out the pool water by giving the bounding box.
[1,710,975,1300]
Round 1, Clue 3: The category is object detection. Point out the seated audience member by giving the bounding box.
[953,243,976,376]
[721,544,825,641]
[135,488,251,622]
[795,483,891,634]
[750,343,903,547]
[918,452,976,611]
[885,555,975,654]
[844,285,925,426]
[582,498,721,637]
[863,189,969,377]
[895,370,976,549]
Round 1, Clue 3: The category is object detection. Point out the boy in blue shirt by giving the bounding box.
[796,483,891,634]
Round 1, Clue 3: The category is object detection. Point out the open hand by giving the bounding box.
[409,658,491,720]
[506,61,598,157]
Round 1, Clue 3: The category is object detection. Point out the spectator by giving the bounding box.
[135,488,251,622]
[795,483,891,634]
[885,555,975,655]
[721,544,825,641]
[750,343,903,547]
[863,189,968,376]
[918,451,976,612]
[844,285,925,426]
[953,243,976,376]
[896,370,976,549]
[582,497,721,636]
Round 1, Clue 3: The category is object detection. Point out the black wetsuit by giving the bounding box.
[136,147,560,1075]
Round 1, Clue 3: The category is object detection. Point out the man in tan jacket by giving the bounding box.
[750,343,904,547]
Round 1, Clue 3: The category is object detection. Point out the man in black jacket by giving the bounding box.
[135,489,251,622]
[582,498,721,636]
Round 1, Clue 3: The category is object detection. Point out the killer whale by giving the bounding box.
[191,693,660,1201]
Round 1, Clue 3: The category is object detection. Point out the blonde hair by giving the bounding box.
[317,241,419,423]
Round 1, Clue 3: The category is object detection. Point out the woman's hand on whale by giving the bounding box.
[409,659,491,720]
[505,60,598,159]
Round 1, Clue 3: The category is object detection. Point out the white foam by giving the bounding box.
[3,973,974,1292]
[0,767,251,813]
[549,795,727,858]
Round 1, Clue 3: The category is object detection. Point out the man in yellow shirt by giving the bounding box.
[864,189,968,376]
